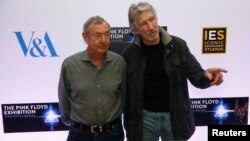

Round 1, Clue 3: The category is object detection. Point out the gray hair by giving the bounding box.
[82,16,110,34]
[128,2,157,32]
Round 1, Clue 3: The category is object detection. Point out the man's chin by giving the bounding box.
[149,34,159,39]
[149,36,160,42]
[97,48,108,53]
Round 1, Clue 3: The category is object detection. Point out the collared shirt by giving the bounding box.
[58,50,126,126]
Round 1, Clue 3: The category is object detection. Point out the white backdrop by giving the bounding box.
[1,0,250,141]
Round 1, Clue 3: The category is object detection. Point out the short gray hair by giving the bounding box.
[128,2,157,32]
[82,16,110,34]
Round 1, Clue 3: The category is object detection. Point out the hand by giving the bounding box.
[204,68,228,86]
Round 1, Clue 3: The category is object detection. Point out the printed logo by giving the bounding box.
[109,27,134,55]
[191,97,248,126]
[2,103,68,133]
[15,31,59,57]
[202,27,227,54]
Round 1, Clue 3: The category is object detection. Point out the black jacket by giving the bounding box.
[122,27,211,141]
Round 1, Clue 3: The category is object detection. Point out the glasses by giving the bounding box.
[89,32,110,40]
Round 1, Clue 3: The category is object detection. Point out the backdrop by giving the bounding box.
[1,0,249,141]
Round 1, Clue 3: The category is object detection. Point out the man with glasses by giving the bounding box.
[58,16,126,141]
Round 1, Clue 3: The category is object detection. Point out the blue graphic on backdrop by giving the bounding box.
[15,31,59,57]
[1,103,68,133]
[191,97,248,126]
[43,104,61,131]
[109,27,134,55]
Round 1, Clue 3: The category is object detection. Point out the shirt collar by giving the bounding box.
[81,50,113,63]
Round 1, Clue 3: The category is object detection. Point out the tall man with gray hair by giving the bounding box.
[122,2,227,141]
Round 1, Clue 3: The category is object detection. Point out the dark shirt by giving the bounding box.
[142,40,169,112]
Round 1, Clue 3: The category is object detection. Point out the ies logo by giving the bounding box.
[14,31,59,57]
[202,27,227,54]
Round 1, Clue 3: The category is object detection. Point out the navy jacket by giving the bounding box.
[122,27,211,141]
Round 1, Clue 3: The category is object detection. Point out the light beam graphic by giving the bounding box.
[213,100,234,124]
[43,105,61,130]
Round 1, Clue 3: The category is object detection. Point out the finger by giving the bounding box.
[215,74,223,86]
[204,71,213,80]
[211,73,223,86]
[208,68,228,73]
[218,68,228,73]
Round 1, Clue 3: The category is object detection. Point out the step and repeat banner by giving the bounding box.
[1,0,249,141]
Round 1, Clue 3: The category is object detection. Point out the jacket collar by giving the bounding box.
[134,26,172,47]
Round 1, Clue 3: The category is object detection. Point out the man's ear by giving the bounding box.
[82,33,88,42]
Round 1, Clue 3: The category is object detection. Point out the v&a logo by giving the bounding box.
[14,31,59,57]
